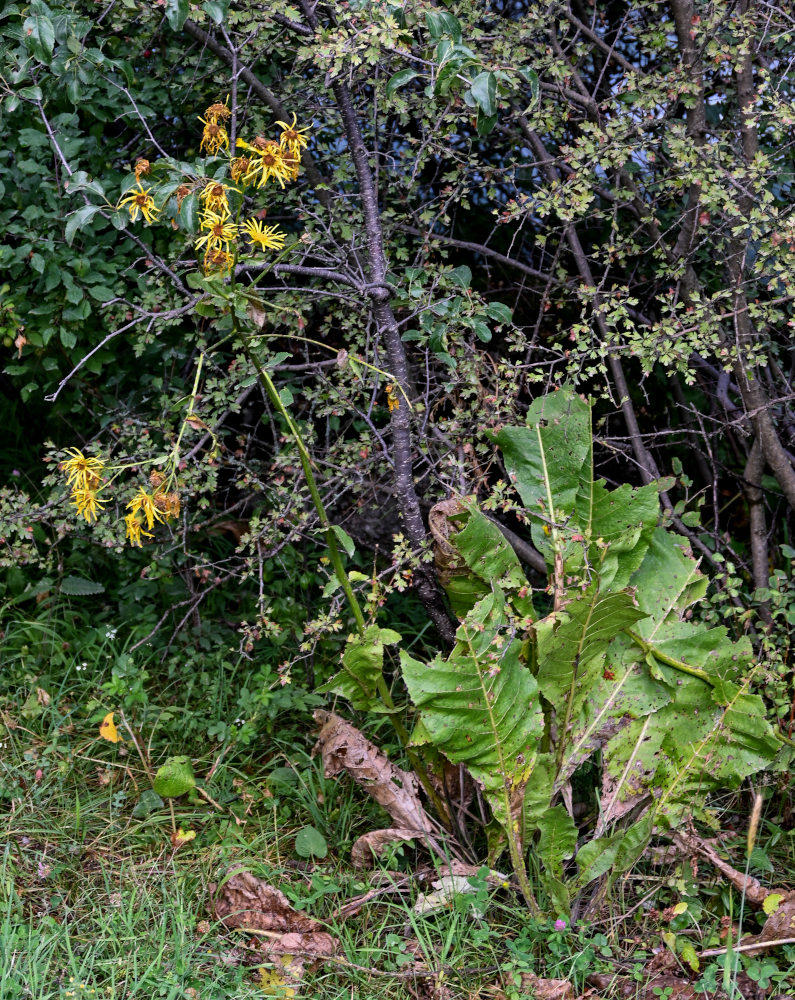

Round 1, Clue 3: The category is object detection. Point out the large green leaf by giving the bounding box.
[595,530,781,827]
[402,591,544,829]
[496,387,659,590]
[495,387,591,558]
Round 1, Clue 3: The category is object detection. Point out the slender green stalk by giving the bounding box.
[238,338,366,634]
[626,629,711,682]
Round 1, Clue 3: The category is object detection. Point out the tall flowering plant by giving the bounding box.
[60,103,310,548]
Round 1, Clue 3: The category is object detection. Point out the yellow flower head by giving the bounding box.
[275,113,310,156]
[235,137,292,188]
[134,158,151,180]
[204,100,231,124]
[61,448,104,491]
[71,488,108,523]
[127,489,165,531]
[195,209,238,253]
[117,182,160,224]
[240,218,287,252]
[199,181,234,215]
[203,246,235,276]
[199,118,230,155]
[124,512,153,547]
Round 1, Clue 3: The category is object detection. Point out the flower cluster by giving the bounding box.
[60,450,180,548]
[60,448,107,522]
[116,98,310,278]
[196,105,308,275]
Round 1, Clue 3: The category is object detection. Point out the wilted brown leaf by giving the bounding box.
[211,869,338,959]
[313,711,433,835]
[350,827,421,868]
[520,972,576,1000]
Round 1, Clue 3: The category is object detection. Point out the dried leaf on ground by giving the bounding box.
[414,875,486,917]
[746,892,795,947]
[211,869,338,958]
[519,972,576,1000]
[350,827,420,868]
[419,860,510,889]
[674,829,769,907]
[313,711,433,834]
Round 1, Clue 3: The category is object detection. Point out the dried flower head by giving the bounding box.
[204,100,231,124]
[230,156,252,184]
[175,183,193,208]
[203,247,235,276]
[200,181,234,215]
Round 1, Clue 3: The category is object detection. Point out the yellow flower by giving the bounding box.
[235,137,292,188]
[283,151,301,181]
[240,218,287,252]
[127,489,165,531]
[134,158,150,180]
[71,488,108,523]
[204,100,231,124]
[203,247,235,276]
[199,117,230,155]
[195,209,237,252]
[275,113,310,156]
[124,512,153,547]
[117,182,160,224]
[61,448,104,491]
[199,181,234,215]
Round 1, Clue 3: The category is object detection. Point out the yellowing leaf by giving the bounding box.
[662,931,676,952]
[763,892,784,915]
[258,955,303,998]
[680,942,700,972]
[170,827,196,848]
[99,711,121,743]
[672,901,688,915]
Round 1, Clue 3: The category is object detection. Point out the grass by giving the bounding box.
[3,600,795,1000]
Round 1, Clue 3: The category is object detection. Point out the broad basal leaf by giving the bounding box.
[402,591,543,829]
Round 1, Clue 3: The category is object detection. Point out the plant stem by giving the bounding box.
[238,337,366,635]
